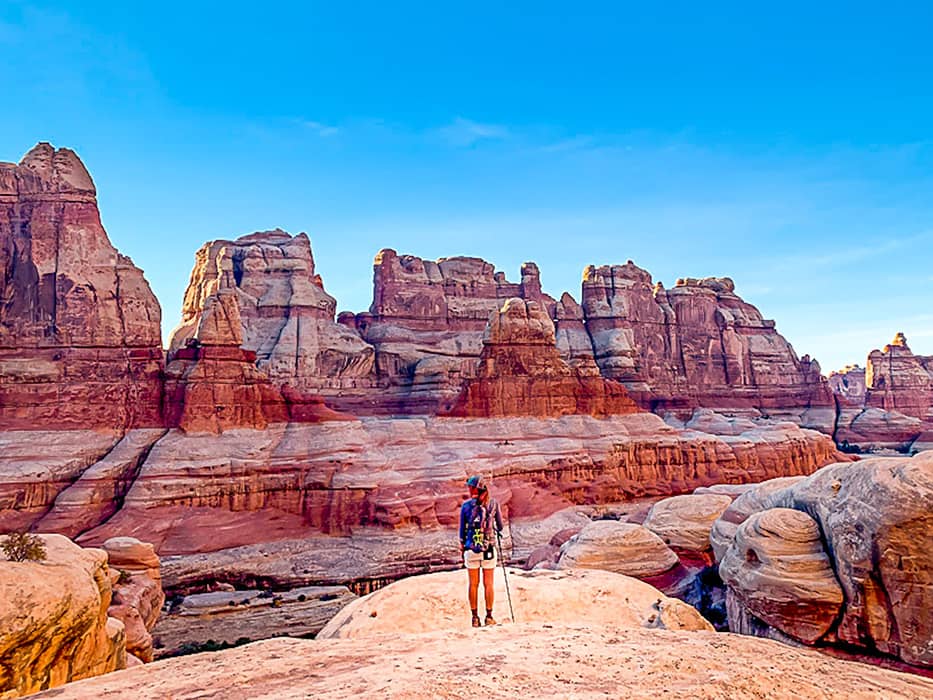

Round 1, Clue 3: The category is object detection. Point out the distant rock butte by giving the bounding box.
[829,333,933,451]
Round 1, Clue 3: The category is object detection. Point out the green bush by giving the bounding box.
[1,532,47,562]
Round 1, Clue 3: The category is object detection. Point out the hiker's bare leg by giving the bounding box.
[482,567,495,611]
[468,567,480,610]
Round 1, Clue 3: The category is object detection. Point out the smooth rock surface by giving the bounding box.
[318,568,712,638]
[641,493,734,551]
[719,508,844,644]
[35,625,933,699]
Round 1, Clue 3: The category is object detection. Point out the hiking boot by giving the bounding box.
[484,614,497,626]
[471,613,481,628]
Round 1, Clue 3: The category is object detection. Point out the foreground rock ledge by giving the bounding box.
[36,625,933,699]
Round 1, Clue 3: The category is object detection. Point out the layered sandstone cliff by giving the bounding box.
[347,250,557,413]
[447,297,639,417]
[580,264,834,429]
[0,143,163,430]
[168,230,375,407]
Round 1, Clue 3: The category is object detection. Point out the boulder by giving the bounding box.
[719,508,844,644]
[102,538,164,663]
[642,493,733,552]
[556,520,679,578]
[714,454,933,668]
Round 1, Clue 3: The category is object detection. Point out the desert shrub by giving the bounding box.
[1,531,47,562]
[116,569,133,585]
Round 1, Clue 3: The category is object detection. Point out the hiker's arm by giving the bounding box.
[495,502,503,534]
[458,505,466,549]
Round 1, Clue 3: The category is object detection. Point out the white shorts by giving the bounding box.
[464,548,498,570]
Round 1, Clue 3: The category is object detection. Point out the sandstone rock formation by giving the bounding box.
[0,534,125,698]
[40,414,840,559]
[151,585,355,658]
[866,333,933,421]
[162,290,290,432]
[580,264,835,430]
[318,568,712,637]
[168,230,375,410]
[0,143,163,430]
[447,297,639,417]
[719,508,845,644]
[641,493,733,552]
[102,538,164,663]
[713,453,933,669]
[350,250,558,413]
[828,364,866,404]
[555,520,679,578]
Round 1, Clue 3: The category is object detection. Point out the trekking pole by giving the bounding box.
[496,530,515,623]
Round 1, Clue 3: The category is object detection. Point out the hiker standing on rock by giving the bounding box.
[459,474,503,627]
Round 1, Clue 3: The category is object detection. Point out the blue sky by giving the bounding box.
[1,1,931,371]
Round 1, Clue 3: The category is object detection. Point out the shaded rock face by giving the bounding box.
[102,537,164,663]
[447,297,640,418]
[151,584,355,659]
[580,264,834,428]
[168,230,375,404]
[0,143,163,430]
[0,534,126,698]
[351,250,557,413]
[713,454,933,669]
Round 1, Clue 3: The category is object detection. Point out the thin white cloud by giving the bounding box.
[435,117,509,147]
[300,120,340,137]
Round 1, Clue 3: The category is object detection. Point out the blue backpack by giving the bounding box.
[464,500,489,553]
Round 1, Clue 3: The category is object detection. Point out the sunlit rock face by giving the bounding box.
[829,333,933,451]
[0,534,127,698]
[579,264,835,430]
[866,333,933,421]
[0,143,164,430]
